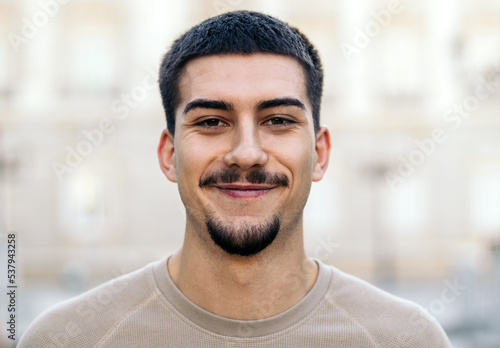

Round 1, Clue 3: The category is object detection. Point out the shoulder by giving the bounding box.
[18,260,162,348]
[320,263,452,348]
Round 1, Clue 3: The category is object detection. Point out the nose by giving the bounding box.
[223,120,268,170]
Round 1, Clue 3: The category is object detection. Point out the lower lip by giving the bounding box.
[217,188,272,198]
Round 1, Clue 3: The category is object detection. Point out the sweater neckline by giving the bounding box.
[152,256,332,338]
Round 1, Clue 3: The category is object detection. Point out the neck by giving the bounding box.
[167,223,318,320]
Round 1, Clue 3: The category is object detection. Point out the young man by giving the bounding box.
[19,11,452,347]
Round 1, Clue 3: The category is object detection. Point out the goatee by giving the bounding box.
[206,214,280,256]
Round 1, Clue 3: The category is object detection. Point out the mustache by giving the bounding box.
[199,168,289,188]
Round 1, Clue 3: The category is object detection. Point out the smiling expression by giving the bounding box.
[158,53,330,255]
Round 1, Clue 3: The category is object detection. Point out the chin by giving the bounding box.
[206,214,281,257]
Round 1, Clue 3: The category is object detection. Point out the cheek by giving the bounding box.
[267,135,315,180]
[175,138,223,183]
[174,144,207,212]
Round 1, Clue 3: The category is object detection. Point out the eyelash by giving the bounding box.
[195,119,228,128]
[194,116,296,129]
[263,117,296,127]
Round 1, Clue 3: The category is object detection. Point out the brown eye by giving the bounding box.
[197,119,227,128]
[264,117,294,126]
[205,119,221,126]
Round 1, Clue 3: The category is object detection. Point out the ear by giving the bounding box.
[157,129,177,183]
[312,126,331,182]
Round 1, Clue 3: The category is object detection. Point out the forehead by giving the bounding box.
[177,53,309,110]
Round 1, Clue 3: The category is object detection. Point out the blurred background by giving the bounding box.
[0,0,499,346]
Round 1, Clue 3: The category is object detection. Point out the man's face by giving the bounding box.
[158,53,330,256]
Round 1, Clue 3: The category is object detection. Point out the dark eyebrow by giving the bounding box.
[183,99,234,114]
[256,98,306,111]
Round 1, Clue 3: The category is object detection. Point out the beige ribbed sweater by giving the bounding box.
[18,258,451,347]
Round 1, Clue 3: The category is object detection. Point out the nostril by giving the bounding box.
[223,126,268,169]
[224,145,268,170]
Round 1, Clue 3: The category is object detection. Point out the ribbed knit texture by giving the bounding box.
[18,258,451,348]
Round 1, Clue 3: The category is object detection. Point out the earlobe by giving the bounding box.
[157,129,177,183]
[312,126,331,182]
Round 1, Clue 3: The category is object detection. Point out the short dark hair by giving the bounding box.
[158,10,323,136]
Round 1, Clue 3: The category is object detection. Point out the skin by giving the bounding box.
[157,53,331,320]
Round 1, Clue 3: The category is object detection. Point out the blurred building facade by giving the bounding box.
[0,0,499,346]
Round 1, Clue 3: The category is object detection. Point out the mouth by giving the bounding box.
[212,184,276,198]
